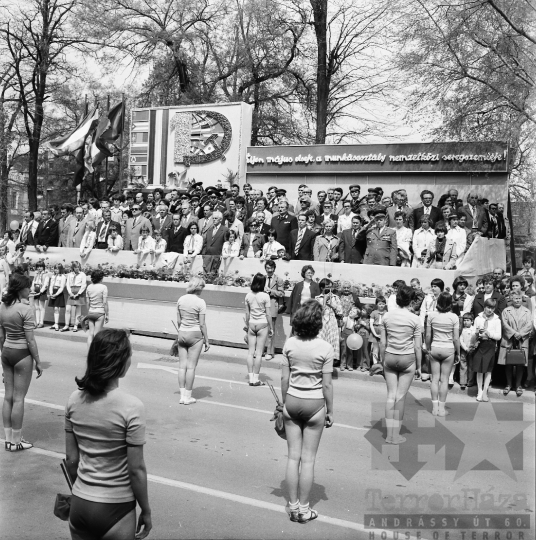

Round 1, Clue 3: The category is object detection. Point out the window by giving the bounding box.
[9,191,17,209]
[132,110,149,122]
[132,132,149,143]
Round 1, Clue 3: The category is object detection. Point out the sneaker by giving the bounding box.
[11,439,33,452]
[347,366,354,371]
[4,441,11,451]
[183,397,197,405]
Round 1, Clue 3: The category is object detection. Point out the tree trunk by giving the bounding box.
[250,82,260,146]
[0,102,8,232]
[310,0,328,144]
[27,139,40,211]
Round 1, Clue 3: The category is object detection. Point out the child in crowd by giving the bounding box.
[475,278,485,294]
[410,278,425,315]
[518,257,535,279]
[369,296,387,366]
[340,307,359,371]
[356,305,372,371]
[459,313,477,391]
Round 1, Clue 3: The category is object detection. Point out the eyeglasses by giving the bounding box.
[133,207,140,211]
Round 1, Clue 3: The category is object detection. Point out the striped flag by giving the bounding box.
[89,101,124,166]
[100,102,124,142]
[46,107,99,156]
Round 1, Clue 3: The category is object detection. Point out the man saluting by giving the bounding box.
[363,205,398,266]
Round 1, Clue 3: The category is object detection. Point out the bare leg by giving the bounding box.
[253,326,270,375]
[391,366,416,443]
[283,409,303,504]
[246,328,257,375]
[87,320,95,350]
[429,355,441,401]
[177,344,189,390]
[439,354,455,402]
[64,305,72,328]
[185,340,204,390]
[3,356,33,430]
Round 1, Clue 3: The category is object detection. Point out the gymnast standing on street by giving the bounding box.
[281,299,334,524]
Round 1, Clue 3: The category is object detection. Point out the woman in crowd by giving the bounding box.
[65,329,152,540]
[262,229,285,260]
[379,285,422,444]
[287,265,321,323]
[222,229,241,259]
[0,231,16,255]
[121,211,131,236]
[86,198,99,222]
[419,278,445,381]
[451,276,471,318]
[224,210,244,240]
[509,276,533,312]
[281,300,334,524]
[437,194,452,209]
[369,295,388,367]
[30,261,50,328]
[106,224,124,253]
[393,211,413,267]
[245,273,273,386]
[176,276,210,405]
[48,263,67,331]
[0,246,11,293]
[426,222,456,270]
[305,210,321,234]
[264,260,284,360]
[315,278,343,362]
[85,269,109,350]
[313,220,339,262]
[426,293,460,415]
[134,226,155,259]
[472,298,502,402]
[151,229,167,264]
[499,291,533,397]
[63,261,87,333]
[1,274,42,451]
[411,216,436,268]
[183,222,203,260]
[80,221,96,259]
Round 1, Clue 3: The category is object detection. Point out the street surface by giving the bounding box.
[1,333,534,540]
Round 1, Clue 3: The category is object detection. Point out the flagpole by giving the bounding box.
[118,93,125,192]
[105,94,110,191]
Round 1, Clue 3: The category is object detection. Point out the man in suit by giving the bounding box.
[362,206,398,266]
[26,211,41,246]
[339,216,367,264]
[202,211,228,255]
[58,204,76,247]
[409,190,441,230]
[386,191,413,228]
[34,208,59,251]
[487,203,507,239]
[198,207,214,237]
[239,221,265,258]
[166,214,188,253]
[270,200,298,253]
[289,214,316,261]
[71,207,87,248]
[471,277,507,317]
[179,201,198,230]
[224,184,240,211]
[152,204,173,240]
[253,211,271,237]
[459,192,488,235]
[95,209,121,249]
[134,192,147,213]
[123,204,152,251]
[168,189,181,215]
[19,211,33,245]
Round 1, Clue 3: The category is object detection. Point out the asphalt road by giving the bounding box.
[1,333,534,540]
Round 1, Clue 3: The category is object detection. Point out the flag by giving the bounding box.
[100,101,124,142]
[89,115,114,167]
[46,107,99,156]
[73,146,85,187]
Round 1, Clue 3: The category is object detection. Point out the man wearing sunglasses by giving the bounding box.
[34,208,59,252]
[123,204,152,250]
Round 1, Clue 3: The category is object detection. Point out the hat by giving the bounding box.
[447,214,459,222]
[180,193,191,199]
[191,181,203,189]
[368,205,387,218]
[349,184,361,192]
[190,195,200,201]
[276,188,287,195]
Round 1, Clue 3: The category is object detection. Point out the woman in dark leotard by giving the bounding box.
[65,329,152,540]
[0,274,43,452]
[281,300,334,524]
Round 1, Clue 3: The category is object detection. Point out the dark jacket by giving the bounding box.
[487,213,507,239]
[166,226,188,253]
[459,204,488,235]
[338,228,367,264]
[286,280,321,320]
[270,213,298,253]
[240,233,265,257]
[203,225,228,256]
[34,218,59,248]
[95,220,121,246]
[152,215,173,241]
[289,228,316,261]
[409,206,442,230]
[471,291,507,318]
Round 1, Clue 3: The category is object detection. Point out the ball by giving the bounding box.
[346,333,363,350]
[9,220,19,231]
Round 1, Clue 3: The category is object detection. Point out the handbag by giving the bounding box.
[268,383,286,440]
[505,337,526,366]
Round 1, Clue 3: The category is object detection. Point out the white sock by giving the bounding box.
[249,373,254,383]
[184,389,191,399]
[299,503,310,515]
[253,373,259,383]
[180,388,185,400]
[4,427,12,443]
[432,400,439,415]
[289,500,299,511]
[12,429,22,444]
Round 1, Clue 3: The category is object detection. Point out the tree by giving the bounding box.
[0,0,93,210]
[393,0,536,199]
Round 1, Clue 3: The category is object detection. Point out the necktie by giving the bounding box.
[21,223,28,242]
[295,229,304,255]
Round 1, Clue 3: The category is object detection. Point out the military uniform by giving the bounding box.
[363,226,398,266]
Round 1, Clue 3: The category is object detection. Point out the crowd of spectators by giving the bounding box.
[4,182,511,270]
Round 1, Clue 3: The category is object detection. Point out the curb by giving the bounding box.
[35,329,535,404]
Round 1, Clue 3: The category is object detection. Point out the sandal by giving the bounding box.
[286,505,299,523]
[516,387,523,397]
[298,508,318,524]
[61,327,70,332]
[249,381,266,386]
[73,326,78,333]
[503,386,511,396]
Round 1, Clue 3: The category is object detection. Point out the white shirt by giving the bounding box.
[263,240,285,258]
[395,226,413,256]
[337,212,356,232]
[446,226,467,257]
[222,240,240,258]
[137,236,155,254]
[412,228,436,261]
[183,234,203,256]
[107,235,124,251]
